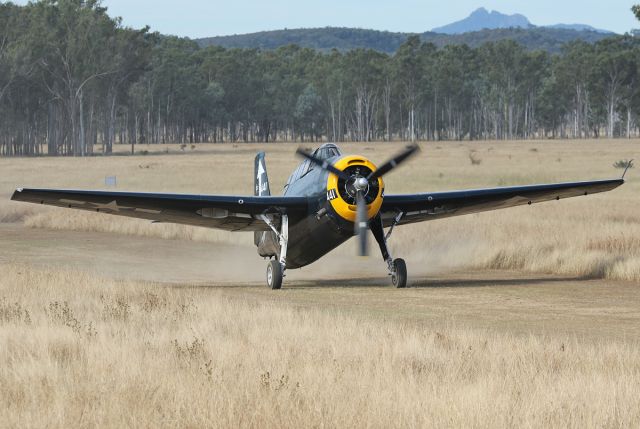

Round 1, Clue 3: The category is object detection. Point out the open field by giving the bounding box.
[1,255,640,427]
[1,140,640,427]
[2,140,640,280]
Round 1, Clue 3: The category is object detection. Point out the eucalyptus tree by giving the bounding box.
[197,45,231,141]
[478,40,533,139]
[432,44,478,140]
[591,38,637,137]
[0,3,24,107]
[519,51,550,138]
[619,47,640,138]
[342,49,387,142]
[394,36,423,142]
[309,49,347,142]
[537,57,572,137]
[101,27,154,153]
[294,84,324,141]
[0,3,35,155]
[29,0,121,155]
[144,37,201,144]
[260,46,316,142]
[554,41,596,138]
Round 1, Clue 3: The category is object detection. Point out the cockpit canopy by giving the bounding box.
[284,143,343,191]
[312,143,342,161]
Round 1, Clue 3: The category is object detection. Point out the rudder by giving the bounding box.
[254,152,271,197]
[254,152,272,248]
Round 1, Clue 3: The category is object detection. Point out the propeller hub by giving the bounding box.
[344,172,374,203]
[354,177,369,191]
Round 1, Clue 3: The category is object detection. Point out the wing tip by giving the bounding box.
[10,188,24,201]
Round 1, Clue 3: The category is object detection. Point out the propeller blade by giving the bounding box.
[355,190,368,256]
[367,144,420,180]
[296,148,350,180]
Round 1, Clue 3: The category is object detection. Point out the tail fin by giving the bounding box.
[254,152,270,247]
[254,152,271,197]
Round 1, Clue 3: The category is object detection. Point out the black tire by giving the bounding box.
[266,260,283,290]
[391,258,407,288]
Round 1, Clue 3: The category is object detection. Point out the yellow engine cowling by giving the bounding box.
[326,155,385,223]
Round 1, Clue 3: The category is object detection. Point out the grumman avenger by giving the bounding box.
[11,144,627,289]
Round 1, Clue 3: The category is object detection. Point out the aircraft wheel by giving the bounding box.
[266,260,283,290]
[391,258,407,288]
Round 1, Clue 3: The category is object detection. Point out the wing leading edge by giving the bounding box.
[11,188,309,232]
[380,178,623,226]
[11,179,625,230]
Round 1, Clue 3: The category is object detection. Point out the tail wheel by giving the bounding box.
[266,260,283,290]
[391,258,407,288]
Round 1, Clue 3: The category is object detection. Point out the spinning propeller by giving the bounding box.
[297,144,420,256]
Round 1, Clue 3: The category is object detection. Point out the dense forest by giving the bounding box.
[197,26,611,55]
[1,0,640,157]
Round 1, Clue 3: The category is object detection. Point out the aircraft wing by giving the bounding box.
[380,179,624,226]
[11,188,309,232]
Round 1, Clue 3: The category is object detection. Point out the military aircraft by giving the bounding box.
[11,144,626,289]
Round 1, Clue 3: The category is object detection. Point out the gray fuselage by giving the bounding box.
[257,154,354,269]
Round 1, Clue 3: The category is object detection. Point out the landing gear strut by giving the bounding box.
[261,214,288,289]
[370,212,407,288]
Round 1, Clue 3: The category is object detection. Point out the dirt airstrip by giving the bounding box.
[3,222,639,342]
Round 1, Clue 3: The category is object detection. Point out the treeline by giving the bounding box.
[197,27,411,54]
[1,1,640,157]
[197,26,610,55]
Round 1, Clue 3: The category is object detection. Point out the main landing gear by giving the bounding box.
[371,213,407,288]
[261,215,288,290]
[266,260,282,290]
[389,258,407,288]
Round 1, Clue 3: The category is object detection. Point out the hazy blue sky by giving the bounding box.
[9,0,640,37]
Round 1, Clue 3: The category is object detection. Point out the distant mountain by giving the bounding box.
[432,8,615,35]
[433,7,532,34]
[196,26,613,54]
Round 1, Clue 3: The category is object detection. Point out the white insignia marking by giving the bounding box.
[238,199,244,204]
[256,160,268,194]
[92,201,121,211]
[16,188,23,193]
[90,200,135,212]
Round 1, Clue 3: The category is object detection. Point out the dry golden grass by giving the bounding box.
[2,141,640,427]
[2,140,639,281]
[1,263,640,428]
